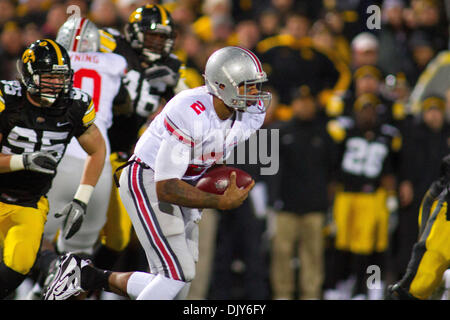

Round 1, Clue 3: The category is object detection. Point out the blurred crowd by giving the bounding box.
[3,0,450,300]
[0,0,448,115]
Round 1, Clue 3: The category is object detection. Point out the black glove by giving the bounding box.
[23,151,58,174]
[144,64,180,86]
[55,199,87,240]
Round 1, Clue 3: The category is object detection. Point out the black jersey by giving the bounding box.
[327,116,402,193]
[0,80,95,207]
[105,28,183,154]
[110,30,183,111]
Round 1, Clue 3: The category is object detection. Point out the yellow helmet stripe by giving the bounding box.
[45,39,63,65]
[156,4,168,26]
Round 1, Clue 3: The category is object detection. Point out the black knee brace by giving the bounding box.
[0,262,27,299]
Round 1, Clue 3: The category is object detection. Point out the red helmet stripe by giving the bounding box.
[72,18,86,51]
[236,46,262,73]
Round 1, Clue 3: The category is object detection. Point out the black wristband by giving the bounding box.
[81,264,112,292]
[72,198,87,211]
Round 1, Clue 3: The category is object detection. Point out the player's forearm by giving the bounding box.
[78,124,106,188]
[80,143,106,188]
[156,178,226,210]
[0,134,14,173]
[0,154,14,173]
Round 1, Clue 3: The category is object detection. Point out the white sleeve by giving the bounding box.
[154,138,190,182]
[231,111,265,142]
[241,111,265,132]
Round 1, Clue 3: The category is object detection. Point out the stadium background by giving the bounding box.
[2,0,449,300]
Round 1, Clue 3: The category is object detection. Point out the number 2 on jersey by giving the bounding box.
[190,101,206,115]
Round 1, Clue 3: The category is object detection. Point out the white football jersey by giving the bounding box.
[134,86,265,181]
[64,51,127,159]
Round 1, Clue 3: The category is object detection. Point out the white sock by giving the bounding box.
[126,272,156,299]
[136,274,186,300]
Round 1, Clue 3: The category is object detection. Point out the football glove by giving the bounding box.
[144,64,180,86]
[55,199,87,240]
[22,151,58,174]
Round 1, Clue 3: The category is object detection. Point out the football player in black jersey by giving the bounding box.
[325,93,402,299]
[107,3,188,155]
[0,39,106,299]
[387,154,450,300]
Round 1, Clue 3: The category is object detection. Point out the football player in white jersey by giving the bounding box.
[43,46,272,300]
[43,17,127,255]
[94,4,190,273]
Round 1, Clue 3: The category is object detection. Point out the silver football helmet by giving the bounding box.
[204,46,272,113]
[56,17,100,52]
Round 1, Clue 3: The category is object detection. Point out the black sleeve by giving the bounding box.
[112,81,133,114]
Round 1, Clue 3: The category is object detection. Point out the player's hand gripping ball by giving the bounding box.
[196,166,253,195]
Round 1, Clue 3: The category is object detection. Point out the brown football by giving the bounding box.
[196,166,253,195]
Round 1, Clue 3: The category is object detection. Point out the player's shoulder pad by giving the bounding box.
[168,91,210,126]
[69,87,92,104]
[326,116,353,143]
[69,87,95,127]
[101,52,128,74]
[0,80,23,114]
[0,80,23,97]
[163,53,183,73]
[103,27,121,37]
[163,98,206,146]
[175,95,209,119]
[99,28,118,53]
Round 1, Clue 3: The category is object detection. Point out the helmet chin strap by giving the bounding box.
[27,89,58,107]
[142,49,162,63]
[39,94,57,107]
